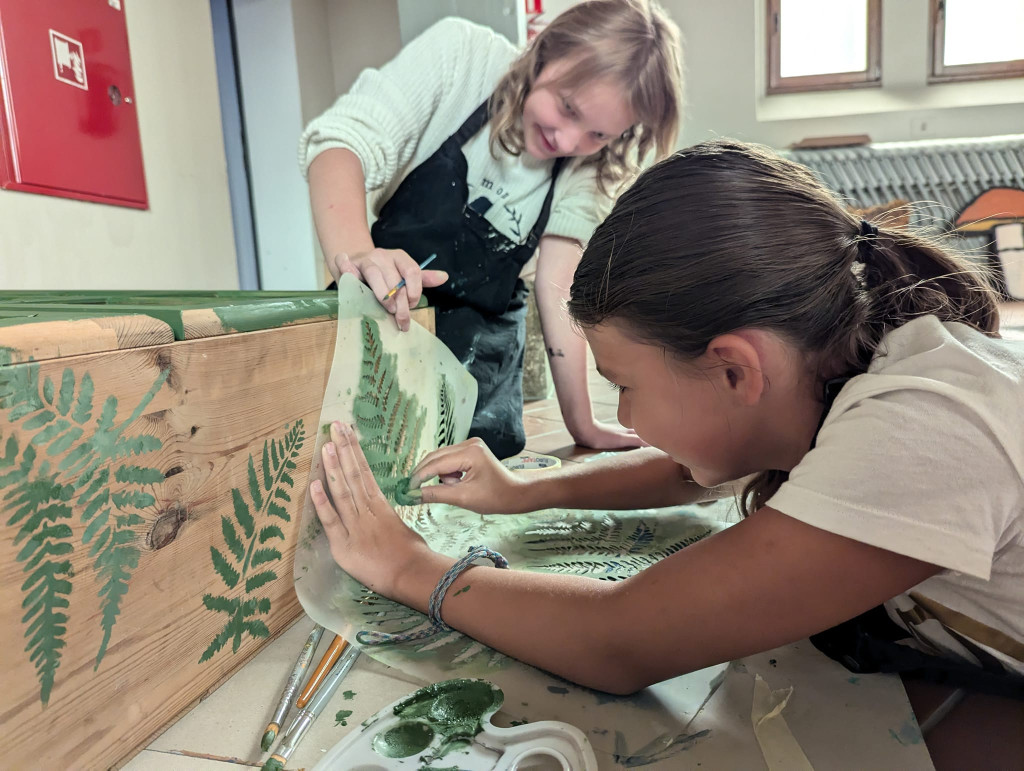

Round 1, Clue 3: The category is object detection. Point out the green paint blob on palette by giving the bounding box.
[310,678,599,770]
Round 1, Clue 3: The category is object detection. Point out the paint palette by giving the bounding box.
[312,679,597,770]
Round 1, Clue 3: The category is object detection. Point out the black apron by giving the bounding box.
[370,101,565,460]
[808,378,1024,699]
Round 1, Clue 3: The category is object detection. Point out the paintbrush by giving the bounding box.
[295,634,348,708]
[261,646,361,771]
[382,253,438,301]
[260,623,324,751]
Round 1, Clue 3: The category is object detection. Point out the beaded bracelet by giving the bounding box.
[357,545,509,646]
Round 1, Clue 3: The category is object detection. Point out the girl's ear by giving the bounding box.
[703,333,766,406]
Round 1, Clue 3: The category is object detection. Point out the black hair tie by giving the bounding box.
[855,220,878,263]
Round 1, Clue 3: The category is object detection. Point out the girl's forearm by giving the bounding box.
[308,148,376,266]
[522,447,709,511]
[394,549,642,693]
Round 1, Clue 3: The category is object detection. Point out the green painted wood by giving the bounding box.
[0,293,340,340]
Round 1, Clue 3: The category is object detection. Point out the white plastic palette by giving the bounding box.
[312,679,597,770]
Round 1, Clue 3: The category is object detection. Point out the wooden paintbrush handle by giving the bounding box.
[295,636,348,708]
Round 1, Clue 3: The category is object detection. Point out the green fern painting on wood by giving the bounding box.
[200,420,305,663]
[0,350,168,706]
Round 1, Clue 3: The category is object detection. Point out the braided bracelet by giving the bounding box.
[357,545,509,646]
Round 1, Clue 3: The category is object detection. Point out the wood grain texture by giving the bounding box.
[0,315,174,363]
[0,318,346,769]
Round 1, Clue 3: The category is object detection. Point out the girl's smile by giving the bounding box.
[521,59,635,160]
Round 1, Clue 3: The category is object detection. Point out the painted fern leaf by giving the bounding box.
[200,420,304,663]
[522,515,625,555]
[352,318,427,506]
[3,444,75,707]
[0,360,168,697]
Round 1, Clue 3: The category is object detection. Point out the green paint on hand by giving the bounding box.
[393,476,420,506]
[343,690,356,700]
[372,679,503,764]
[334,708,354,726]
[452,585,471,596]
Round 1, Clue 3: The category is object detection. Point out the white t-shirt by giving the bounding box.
[769,315,1024,675]
[298,17,613,248]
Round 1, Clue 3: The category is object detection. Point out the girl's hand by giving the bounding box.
[409,438,531,514]
[570,421,646,450]
[333,249,448,332]
[310,421,433,595]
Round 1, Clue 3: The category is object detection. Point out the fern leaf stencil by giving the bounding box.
[200,421,305,663]
[352,318,427,506]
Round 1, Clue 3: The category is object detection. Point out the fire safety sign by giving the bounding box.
[49,30,88,90]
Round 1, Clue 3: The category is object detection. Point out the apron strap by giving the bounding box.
[453,100,492,148]
[452,99,567,250]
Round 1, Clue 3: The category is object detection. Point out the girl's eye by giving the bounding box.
[608,382,627,393]
[562,98,576,117]
[592,132,608,141]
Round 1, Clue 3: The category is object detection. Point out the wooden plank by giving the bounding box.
[0,314,174,363]
[0,294,435,340]
[0,319,342,769]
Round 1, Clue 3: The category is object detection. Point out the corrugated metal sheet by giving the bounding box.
[783,135,1024,235]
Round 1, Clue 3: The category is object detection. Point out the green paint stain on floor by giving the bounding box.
[343,690,356,700]
[334,709,354,727]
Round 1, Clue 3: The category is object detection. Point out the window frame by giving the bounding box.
[929,0,1024,83]
[766,0,882,95]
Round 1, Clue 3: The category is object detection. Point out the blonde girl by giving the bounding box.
[300,0,683,460]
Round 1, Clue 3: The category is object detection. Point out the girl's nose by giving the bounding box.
[617,398,632,430]
[556,125,582,155]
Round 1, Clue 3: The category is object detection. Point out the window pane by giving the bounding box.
[780,0,868,78]
[944,0,1024,66]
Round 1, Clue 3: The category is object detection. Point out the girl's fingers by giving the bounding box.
[362,263,400,311]
[334,253,363,282]
[409,444,467,486]
[392,290,412,332]
[330,422,373,509]
[310,479,349,538]
[337,422,390,507]
[409,449,475,489]
[420,269,449,289]
[321,441,358,518]
[397,254,423,309]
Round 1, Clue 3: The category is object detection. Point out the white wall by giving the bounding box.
[511,0,1024,148]
[397,0,524,46]
[0,0,239,290]
[233,0,321,290]
[326,0,402,95]
[669,0,1024,147]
